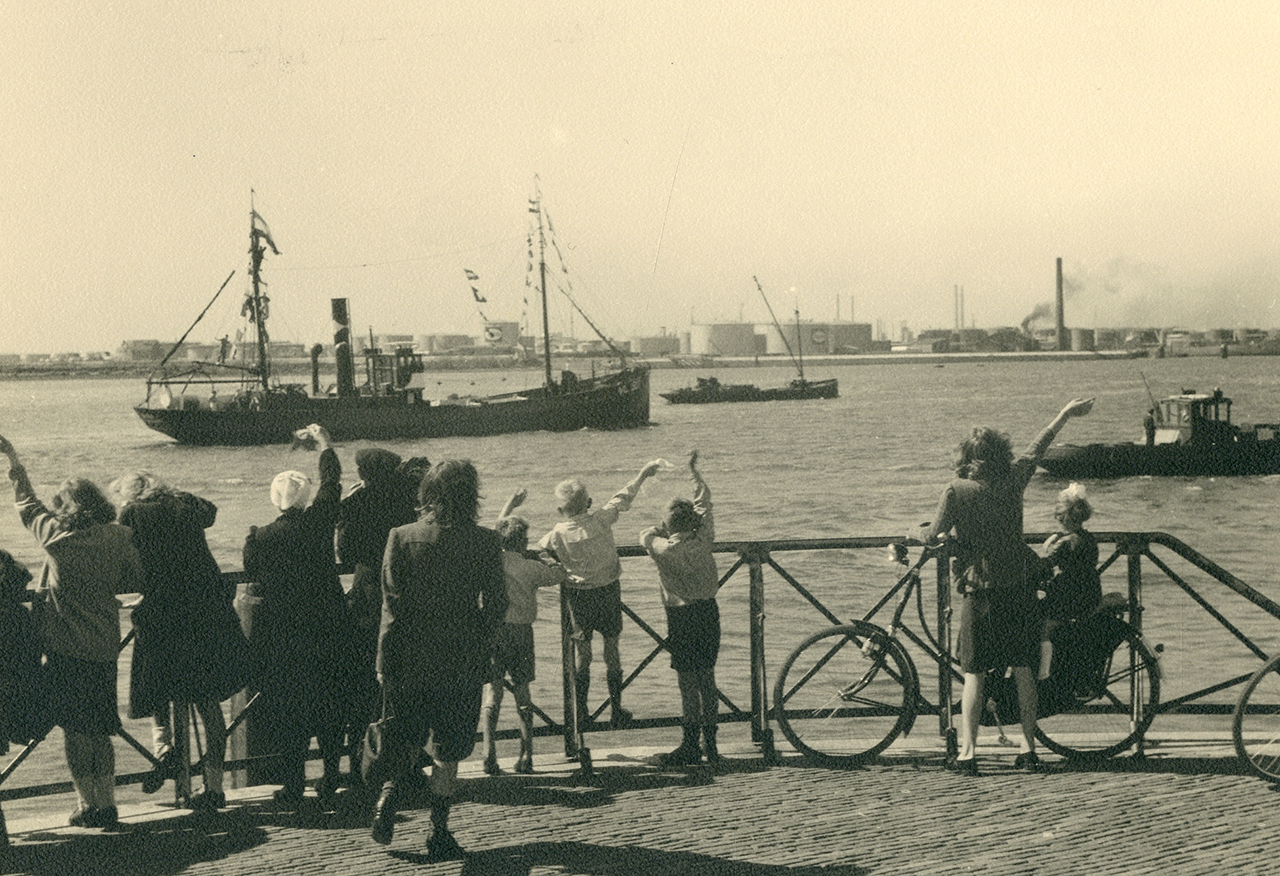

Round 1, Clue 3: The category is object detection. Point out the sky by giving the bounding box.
[2,1,1278,354]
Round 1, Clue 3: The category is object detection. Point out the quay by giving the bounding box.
[2,720,1276,876]
[5,530,1280,875]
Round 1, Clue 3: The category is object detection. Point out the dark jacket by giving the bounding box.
[377,518,506,691]
[242,448,353,716]
[121,490,251,717]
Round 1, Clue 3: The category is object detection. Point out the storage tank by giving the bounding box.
[1070,328,1095,352]
[690,323,758,356]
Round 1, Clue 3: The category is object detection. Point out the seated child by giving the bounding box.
[639,451,722,767]
[1038,483,1102,680]
[481,489,568,776]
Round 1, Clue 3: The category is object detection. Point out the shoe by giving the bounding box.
[271,788,303,811]
[68,807,97,828]
[1013,751,1041,772]
[189,791,226,812]
[315,775,340,809]
[426,828,464,861]
[482,753,502,776]
[513,753,533,774]
[141,750,174,794]
[658,725,702,767]
[95,806,121,831]
[370,791,395,845]
[944,756,979,777]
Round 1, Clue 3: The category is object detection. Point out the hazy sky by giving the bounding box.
[2,1,1277,354]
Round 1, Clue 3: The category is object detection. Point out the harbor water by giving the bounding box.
[0,355,1277,813]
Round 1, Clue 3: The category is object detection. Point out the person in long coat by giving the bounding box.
[112,472,250,810]
[335,448,421,778]
[370,459,506,860]
[243,424,354,808]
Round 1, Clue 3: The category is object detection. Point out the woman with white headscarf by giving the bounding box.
[243,424,355,809]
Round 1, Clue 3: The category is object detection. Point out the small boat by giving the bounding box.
[134,192,650,445]
[1039,387,1280,478]
[660,375,839,404]
[660,277,839,405]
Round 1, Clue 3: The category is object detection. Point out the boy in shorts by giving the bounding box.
[640,450,722,766]
[538,460,662,733]
[481,489,567,775]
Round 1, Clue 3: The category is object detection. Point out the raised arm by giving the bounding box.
[1026,397,1095,461]
[499,488,527,522]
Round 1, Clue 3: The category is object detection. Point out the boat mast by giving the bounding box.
[794,306,806,382]
[754,276,803,378]
[248,197,271,391]
[533,191,554,388]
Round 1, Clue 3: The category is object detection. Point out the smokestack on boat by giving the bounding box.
[1055,257,1067,351]
[332,298,357,398]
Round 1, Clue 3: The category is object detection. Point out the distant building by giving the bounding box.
[118,339,168,361]
[631,334,682,356]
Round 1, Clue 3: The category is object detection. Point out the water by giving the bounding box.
[0,357,1278,805]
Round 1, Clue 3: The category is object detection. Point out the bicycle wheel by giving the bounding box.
[1233,653,1280,783]
[1036,624,1160,758]
[773,622,918,766]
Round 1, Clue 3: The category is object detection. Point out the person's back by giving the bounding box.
[380,517,505,686]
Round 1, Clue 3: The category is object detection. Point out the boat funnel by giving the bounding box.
[332,298,357,397]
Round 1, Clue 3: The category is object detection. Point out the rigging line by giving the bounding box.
[275,234,522,271]
[653,118,692,277]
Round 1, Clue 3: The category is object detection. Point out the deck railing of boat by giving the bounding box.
[2,531,1276,805]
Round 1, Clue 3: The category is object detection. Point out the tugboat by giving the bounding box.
[134,192,650,445]
[1039,388,1280,478]
[660,277,839,405]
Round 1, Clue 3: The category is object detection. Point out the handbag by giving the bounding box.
[361,690,397,788]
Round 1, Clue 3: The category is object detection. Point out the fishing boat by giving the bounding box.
[1039,387,1280,478]
[659,278,839,405]
[134,194,650,445]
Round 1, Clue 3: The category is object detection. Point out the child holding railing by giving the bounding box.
[1038,482,1102,680]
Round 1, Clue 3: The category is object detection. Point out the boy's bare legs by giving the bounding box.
[697,668,721,766]
[513,682,534,773]
[480,682,504,775]
[659,671,702,766]
[603,636,632,728]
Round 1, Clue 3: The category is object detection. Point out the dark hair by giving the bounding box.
[355,448,402,484]
[666,498,701,534]
[954,427,1013,482]
[417,459,479,527]
[51,478,117,529]
[497,515,530,552]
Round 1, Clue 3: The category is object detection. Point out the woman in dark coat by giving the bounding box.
[925,397,1093,775]
[243,424,354,808]
[112,472,250,809]
[370,459,507,859]
[336,448,422,774]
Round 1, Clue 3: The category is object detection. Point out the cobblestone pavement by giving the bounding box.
[5,730,1280,876]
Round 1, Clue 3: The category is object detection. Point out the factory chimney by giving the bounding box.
[1055,258,1067,351]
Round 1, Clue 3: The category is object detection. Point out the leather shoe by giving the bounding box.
[370,791,395,845]
[1013,751,1041,771]
[944,755,979,777]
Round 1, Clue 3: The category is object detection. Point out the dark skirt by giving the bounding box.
[46,651,121,735]
[955,588,1040,674]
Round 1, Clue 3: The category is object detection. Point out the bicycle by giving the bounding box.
[1232,652,1280,783]
[772,541,1162,767]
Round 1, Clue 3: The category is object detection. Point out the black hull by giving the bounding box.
[135,368,650,446]
[660,378,839,405]
[1039,440,1280,479]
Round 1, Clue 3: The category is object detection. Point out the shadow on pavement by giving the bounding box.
[392,840,869,876]
[5,810,268,876]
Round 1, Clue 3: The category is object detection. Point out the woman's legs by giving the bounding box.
[958,671,986,761]
[1011,665,1039,753]
[194,700,227,796]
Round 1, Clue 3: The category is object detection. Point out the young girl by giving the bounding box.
[1039,483,1103,680]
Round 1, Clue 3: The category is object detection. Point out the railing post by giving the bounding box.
[745,543,776,760]
[1122,535,1148,756]
[937,549,956,756]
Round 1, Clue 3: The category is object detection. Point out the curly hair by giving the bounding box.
[417,459,480,527]
[954,426,1014,482]
[496,515,530,552]
[51,478,117,529]
[665,498,701,534]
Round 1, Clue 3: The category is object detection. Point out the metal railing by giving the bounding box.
[2,531,1276,808]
